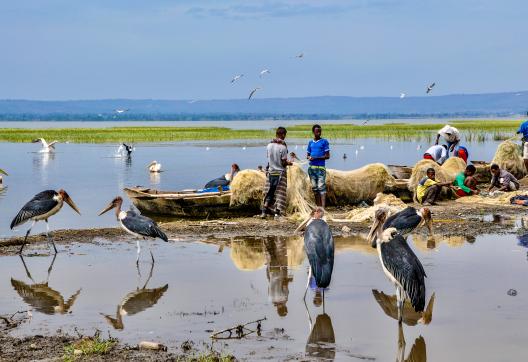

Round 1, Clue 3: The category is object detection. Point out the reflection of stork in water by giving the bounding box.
[33,138,58,153]
[102,262,168,330]
[396,323,427,362]
[11,254,81,315]
[99,196,168,265]
[371,228,426,323]
[11,189,81,254]
[303,208,334,305]
[372,290,435,326]
[305,312,335,360]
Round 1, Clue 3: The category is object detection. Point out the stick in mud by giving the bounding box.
[210,317,266,339]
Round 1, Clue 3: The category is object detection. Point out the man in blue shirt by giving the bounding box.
[307,124,330,208]
[517,112,528,171]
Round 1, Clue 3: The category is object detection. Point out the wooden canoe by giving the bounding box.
[388,164,413,180]
[123,187,259,218]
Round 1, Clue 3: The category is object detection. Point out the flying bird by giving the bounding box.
[33,138,58,153]
[372,228,427,323]
[11,190,81,254]
[303,208,334,303]
[400,93,406,99]
[362,120,369,126]
[248,87,262,100]
[147,161,162,173]
[426,82,435,94]
[259,69,271,77]
[230,74,244,83]
[115,108,129,114]
[99,197,168,265]
[295,52,304,59]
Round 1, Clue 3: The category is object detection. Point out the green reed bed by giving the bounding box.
[0,120,520,143]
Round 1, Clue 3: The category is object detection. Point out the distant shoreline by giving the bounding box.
[0,119,520,143]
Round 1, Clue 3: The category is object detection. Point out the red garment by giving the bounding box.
[456,188,471,197]
[456,148,468,163]
[423,153,434,160]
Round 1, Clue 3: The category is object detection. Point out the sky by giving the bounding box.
[0,0,526,100]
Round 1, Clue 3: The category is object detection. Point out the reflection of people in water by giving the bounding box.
[10,254,81,315]
[305,313,336,360]
[204,163,240,189]
[102,262,168,330]
[264,237,293,317]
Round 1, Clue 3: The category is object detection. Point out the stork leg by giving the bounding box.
[150,249,155,264]
[45,219,57,254]
[397,321,406,362]
[396,286,403,324]
[19,255,35,282]
[18,220,36,254]
[303,267,312,301]
[46,253,57,282]
[136,239,141,265]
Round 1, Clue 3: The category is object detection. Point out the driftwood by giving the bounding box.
[210,317,266,339]
[0,310,31,330]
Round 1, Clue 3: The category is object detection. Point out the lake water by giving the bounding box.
[0,139,503,237]
[0,232,526,360]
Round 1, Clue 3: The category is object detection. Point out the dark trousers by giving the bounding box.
[422,184,441,204]
[264,174,281,206]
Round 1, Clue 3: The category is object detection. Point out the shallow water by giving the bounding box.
[0,232,526,361]
[0,139,501,237]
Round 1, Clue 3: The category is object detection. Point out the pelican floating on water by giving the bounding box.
[11,189,81,254]
[372,228,426,323]
[147,161,162,173]
[99,197,168,265]
[33,138,58,153]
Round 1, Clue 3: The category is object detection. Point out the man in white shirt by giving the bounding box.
[435,124,461,155]
[423,144,448,165]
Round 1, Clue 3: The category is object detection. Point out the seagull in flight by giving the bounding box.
[248,87,261,100]
[295,52,304,59]
[426,82,436,94]
[115,108,129,114]
[231,74,244,83]
[362,119,370,126]
[400,93,406,99]
[259,69,271,78]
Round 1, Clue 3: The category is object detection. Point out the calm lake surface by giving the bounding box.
[0,232,526,361]
[0,139,502,237]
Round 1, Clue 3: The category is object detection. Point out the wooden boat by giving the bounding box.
[123,187,258,218]
[387,164,413,180]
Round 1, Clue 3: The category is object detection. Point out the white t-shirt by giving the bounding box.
[425,145,448,165]
[438,125,461,143]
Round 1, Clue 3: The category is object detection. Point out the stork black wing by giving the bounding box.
[10,190,59,229]
[304,219,334,288]
[122,214,168,242]
[380,234,426,312]
[384,207,421,235]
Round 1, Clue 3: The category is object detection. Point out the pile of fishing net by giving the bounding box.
[455,190,527,206]
[339,193,406,223]
[230,238,266,271]
[408,157,466,200]
[491,140,526,179]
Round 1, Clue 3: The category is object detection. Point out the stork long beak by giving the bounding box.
[0,169,8,176]
[65,196,81,215]
[367,219,382,248]
[98,201,116,216]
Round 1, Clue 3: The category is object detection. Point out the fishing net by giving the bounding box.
[441,157,467,180]
[286,163,316,220]
[491,140,526,179]
[455,190,527,206]
[229,170,266,208]
[326,163,396,206]
[408,159,450,192]
[340,193,406,223]
[230,238,266,271]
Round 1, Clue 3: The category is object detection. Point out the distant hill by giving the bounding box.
[0,91,526,121]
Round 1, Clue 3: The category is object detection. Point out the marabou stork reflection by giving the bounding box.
[372,290,435,326]
[11,254,81,315]
[305,312,336,361]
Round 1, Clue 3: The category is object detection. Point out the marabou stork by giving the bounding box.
[367,206,433,246]
[33,138,58,153]
[99,197,168,265]
[147,160,162,173]
[122,143,134,156]
[11,189,81,254]
[303,208,334,302]
[372,228,426,323]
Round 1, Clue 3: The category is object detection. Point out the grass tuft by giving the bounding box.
[63,335,117,362]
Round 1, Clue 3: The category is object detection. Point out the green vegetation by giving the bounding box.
[63,335,117,362]
[177,351,235,362]
[0,120,520,143]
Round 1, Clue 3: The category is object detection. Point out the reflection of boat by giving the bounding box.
[305,313,336,360]
[102,263,168,330]
[124,187,259,218]
[372,290,435,326]
[11,255,81,315]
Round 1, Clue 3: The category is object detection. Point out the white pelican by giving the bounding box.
[11,189,81,254]
[426,82,435,94]
[147,161,162,173]
[259,69,271,77]
[115,108,129,114]
[33,138,58,153]
[231,74,244,83]
[248,87,261,100]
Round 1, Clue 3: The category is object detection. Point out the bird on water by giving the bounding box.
[33,138,58,153]
[11,189,81,254]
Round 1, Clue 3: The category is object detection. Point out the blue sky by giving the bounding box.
[0,0,526,100]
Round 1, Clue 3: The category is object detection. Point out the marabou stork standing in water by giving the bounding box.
[11,190,81,254]
[303,208,334,304]
[33,138,58,153]
[99,197,168,265]
[367,206,433,245]
[371,228,426,323]
[122,143,134,156]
